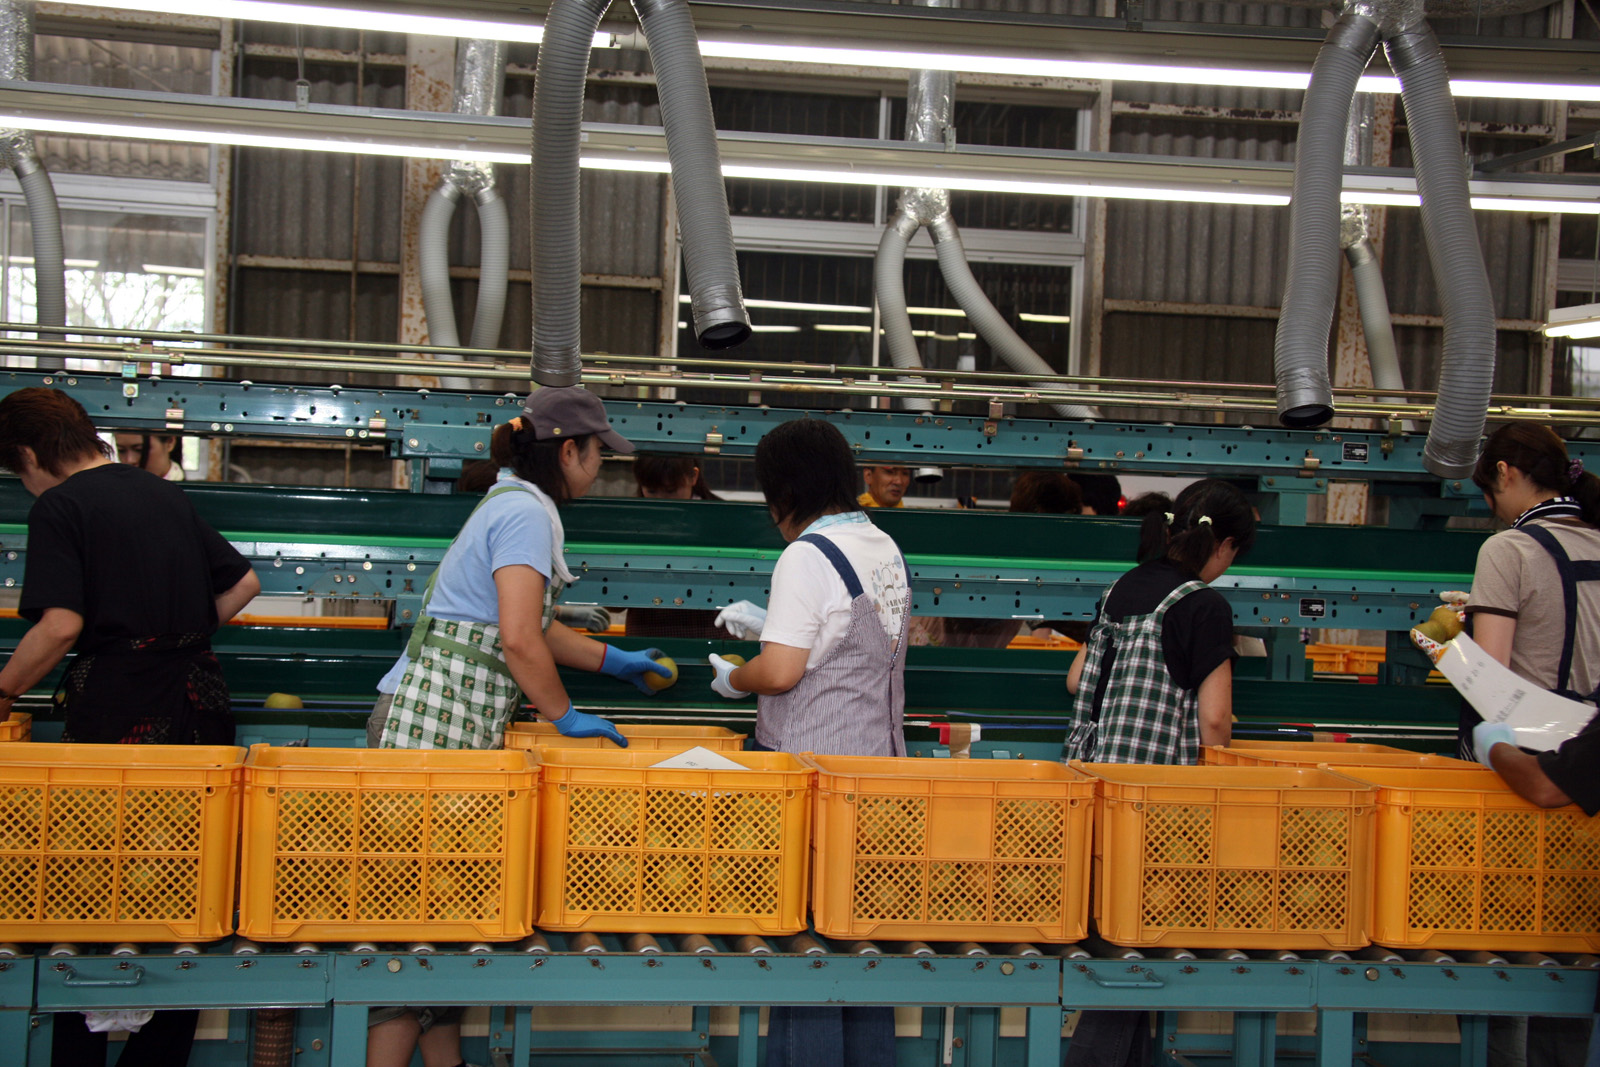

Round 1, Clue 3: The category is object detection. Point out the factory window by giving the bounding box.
[0,177,215,374]
[1565,343,1600,398]
[676,250,1078,402]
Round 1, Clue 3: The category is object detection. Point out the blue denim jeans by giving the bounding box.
[765,1006,897,1067]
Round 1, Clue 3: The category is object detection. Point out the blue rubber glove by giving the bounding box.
[553,704,628,748]
[599,645,672,695]
[1472,721,1518,768]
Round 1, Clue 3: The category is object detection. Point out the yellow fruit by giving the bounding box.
[644,656,679,693]
[263,692,304,709]
[721,655,746,669]
[1428,605,1464,640]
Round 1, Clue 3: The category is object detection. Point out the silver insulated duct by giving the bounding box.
[874,0,1095,421]
[0,0,64,369]
[531,0,750,388]
[420,39,510,390]
[1274,0,1497,478]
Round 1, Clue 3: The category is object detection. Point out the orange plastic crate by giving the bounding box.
[1219,747,1474,771]
[535,748,812,935]
[806,755,1094,943]
[0,743,245,941]
[505,722,746,752]
[1078,763,1376,950]
[1338,767,1600,952]
[238,745,539,942]
[0,712,30,741]
[1203,741,1413,767]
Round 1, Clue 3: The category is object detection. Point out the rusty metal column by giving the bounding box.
[1532,0,1575,397]
[206,17,237,481]
[1085,79,1113,378]
[394,36,455,489]
[398,35,456,387]
[1325,93,1395,641]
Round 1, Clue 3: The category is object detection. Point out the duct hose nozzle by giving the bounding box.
[690,286,752,349]
[531,362,583,388]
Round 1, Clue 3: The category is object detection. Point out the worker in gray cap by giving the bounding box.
[366,386,671,1066]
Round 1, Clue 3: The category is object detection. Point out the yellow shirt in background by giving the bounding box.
[857,491,903,509]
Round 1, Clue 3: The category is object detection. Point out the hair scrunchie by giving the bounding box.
[1197,515,1213,526]
[1163,512,1175,526]
[1570,458,1585,486]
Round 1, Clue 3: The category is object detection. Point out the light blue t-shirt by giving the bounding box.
[377,471,556,693]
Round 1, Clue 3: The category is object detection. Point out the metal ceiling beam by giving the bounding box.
[0,81,1596,210]
[31,0,1600,83]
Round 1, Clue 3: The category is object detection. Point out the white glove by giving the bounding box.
[714,600,767,641]
[709,654,751,699]
[1440,590,1471,608]
[1472,721,1518,768]
[84,1010,155,1033]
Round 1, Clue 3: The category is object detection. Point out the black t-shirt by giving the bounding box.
[1539,711,1600,816]
[21,465,252,653]
[1094,558,1237,691]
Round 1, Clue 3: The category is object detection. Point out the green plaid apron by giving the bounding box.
[1062,578,1208,765]
[379,485,566,750]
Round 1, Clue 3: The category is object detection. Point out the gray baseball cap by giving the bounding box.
[520,387,634,453]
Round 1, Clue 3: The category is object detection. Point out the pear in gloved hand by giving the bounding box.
[1413,605,1465,645]
[598,645,674,695]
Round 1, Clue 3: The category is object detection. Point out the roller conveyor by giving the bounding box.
[8,935,1594,1065]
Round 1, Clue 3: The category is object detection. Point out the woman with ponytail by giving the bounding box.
[1464,422,1599,1067]
[1060,478,1255,1067]
[363,388,669,1067]
[1063,478,1257,765]
[1465,421,1600,748]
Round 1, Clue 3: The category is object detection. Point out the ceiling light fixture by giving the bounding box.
[87,0,612,47]
[695,40,1600,101]
[5,100,1594,214]
[1544,303,1600,340]
[1019,312,1073,323]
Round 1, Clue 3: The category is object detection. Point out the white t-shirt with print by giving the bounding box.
[760,522,911,669]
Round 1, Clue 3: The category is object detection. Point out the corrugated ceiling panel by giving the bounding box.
[32,35,213,180]
[1105,116,1294,306]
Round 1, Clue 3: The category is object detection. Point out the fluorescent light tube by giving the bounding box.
[699,39,1600,101]
[680,295,873,314]
[79,0,611,48]
[815,324,873,333]
[142,263,207,276]
[1545,303,1600,339]
[1019,312,1072,323]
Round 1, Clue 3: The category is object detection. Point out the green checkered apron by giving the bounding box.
[1062,578,1208,766]
[379,485,566,750]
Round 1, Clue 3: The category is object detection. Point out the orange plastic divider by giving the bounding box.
[806,754,1094,943]
[229,615,390,630]
[238,745,539,942]
[1203,741,1413,767]
[1214,747,1475,770]
[505,722,746,752]
[0,712,30,742]
[535,748,812,936]
[0,743,245,941]
[1076,762,1376,950]
[1337,766,1600,952]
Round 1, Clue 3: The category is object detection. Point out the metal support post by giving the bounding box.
[289,1007,334,1067]
[1025,1006,1062,1067]
[965,1006,999,1066]
[1263,630,1308,681]
[737,1005,760,1064]
[0,1012,30,1065]
[330,1003,368,1066]
[509,1004,532,1067]
[27,1014,49,1067]
[1459,1015,1490,1067]
[1316,1009,1356,1065]
[1232,1011,1277,1067]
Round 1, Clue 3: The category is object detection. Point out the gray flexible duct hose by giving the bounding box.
[874,217,933,414]
[932,223,1096,420]
[1273,10,1380,429]
[1385,26,1496,478]
[19,163,65,369]
[1346,239,1405,396]
[631,0,750,349]
[530,0,610,387]
[471,189,511,351]
[419,185,461,350]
